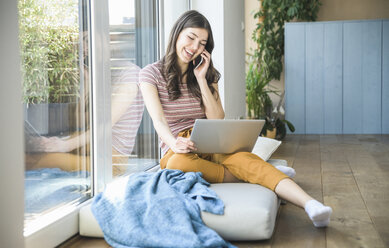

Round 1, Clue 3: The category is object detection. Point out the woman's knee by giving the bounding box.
[165,153,198,171]
[221,151,263,165]
[166,153,224,183]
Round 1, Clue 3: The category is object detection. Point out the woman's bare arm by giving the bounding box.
[198,81,224,119]
[139,83,196,153]
[194,50,224,119]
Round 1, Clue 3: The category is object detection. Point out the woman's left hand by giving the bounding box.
[193,49,211,81]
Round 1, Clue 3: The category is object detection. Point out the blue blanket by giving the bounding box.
[91,169,236,248]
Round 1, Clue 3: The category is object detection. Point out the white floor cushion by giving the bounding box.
[202,183,279,241]
[79,182,280,241]
[79,205,104,237]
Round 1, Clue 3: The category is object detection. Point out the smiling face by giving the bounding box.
[175,27,208,65]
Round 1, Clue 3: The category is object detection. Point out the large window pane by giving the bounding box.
[108,0,159,177]
[19,0,91,225]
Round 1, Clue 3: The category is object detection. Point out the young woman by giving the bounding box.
[139,10,332,227]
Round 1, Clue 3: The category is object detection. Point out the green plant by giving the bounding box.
[19,0,80,104]
[260,91,295,139]
[246,0,321,135]
[246,57,277,119]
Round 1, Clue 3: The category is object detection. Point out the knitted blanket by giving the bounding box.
[91,169,236,248]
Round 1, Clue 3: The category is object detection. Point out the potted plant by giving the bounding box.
[246,0,321,139]
[260,91,295,139]
[246,55,277,120]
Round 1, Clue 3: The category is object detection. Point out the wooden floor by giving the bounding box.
[59,134,389,248]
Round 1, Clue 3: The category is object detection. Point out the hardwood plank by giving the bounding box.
[343,137,389,246]
[335,134,361,145]
[57,235,110,248]
[359,135,389,172]
[381,134,389,145]
[292,135,323,199]
[231,239,271,248]
[272,134,302,167]
[272,204,326,248]
[271,135,326,248]
[321,136,386,247]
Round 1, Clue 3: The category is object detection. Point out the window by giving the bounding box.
[108,0,159,177]
[19,0,160,243]
[20,0,92,226]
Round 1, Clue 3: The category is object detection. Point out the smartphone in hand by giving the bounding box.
[194,55,203,70]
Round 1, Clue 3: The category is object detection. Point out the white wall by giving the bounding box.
[163,0,246,119]
[161,0,190,55]
[222,0,246,119]
[192,0,246,119]
[191,0,225,112]
[0,1,25,247]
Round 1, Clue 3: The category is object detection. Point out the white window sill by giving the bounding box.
[24,198,92,248]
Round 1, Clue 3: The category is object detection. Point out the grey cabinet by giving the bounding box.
[285,20,389,134]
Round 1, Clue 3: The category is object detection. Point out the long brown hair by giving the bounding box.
[162,10,220,104]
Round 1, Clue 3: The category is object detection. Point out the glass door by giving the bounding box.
[19,0,92,225]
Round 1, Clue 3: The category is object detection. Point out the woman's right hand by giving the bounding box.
[171,137,197,153]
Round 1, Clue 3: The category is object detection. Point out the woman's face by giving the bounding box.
[175,27,208,65]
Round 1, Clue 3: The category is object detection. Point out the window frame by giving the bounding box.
[90,0,113,193]
[0,1,25,247]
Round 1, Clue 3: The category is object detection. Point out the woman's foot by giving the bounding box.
[304,199,333,227]
[275,165,296,178]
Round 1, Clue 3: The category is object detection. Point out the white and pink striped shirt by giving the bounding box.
[139,60,206,155]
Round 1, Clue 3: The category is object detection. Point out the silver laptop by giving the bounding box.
[190,119,265,154]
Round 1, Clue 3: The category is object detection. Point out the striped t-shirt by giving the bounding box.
[139,60,206,155]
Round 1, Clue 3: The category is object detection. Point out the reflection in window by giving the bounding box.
[109,0,159,177]
[19,0,91,224]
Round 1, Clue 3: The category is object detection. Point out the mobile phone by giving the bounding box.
[194,55,203,70]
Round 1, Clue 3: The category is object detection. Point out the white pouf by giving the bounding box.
[79,182,279,241]
[202,183,279,240]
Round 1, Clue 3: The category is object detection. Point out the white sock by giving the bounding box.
[275,165,296,178]
[304,199,333,227]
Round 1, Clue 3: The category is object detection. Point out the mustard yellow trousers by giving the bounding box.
[160,129,288,191]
